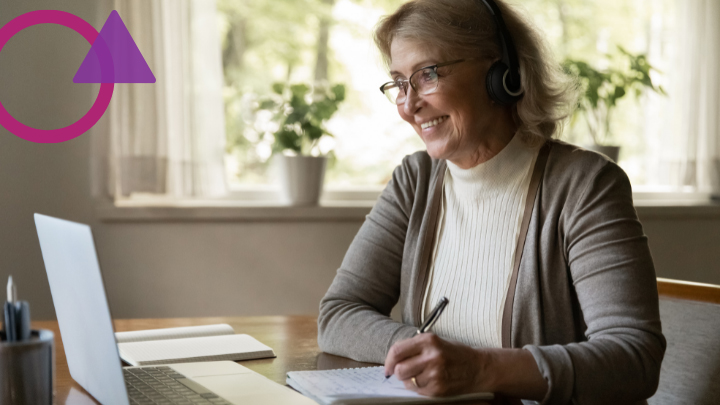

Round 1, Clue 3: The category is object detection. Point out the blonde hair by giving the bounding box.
[373,0,577,142]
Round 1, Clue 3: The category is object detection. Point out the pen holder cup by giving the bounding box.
[0,329,54,404]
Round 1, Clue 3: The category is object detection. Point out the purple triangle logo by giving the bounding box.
[74,11,155,83]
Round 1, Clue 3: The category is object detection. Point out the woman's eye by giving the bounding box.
[418,70,437,83]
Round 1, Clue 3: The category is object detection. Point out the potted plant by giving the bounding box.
[256,82,345,205]
[563,46,665,162]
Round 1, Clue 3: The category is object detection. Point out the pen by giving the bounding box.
[385,297,449,380]
[4,276,17,342]
[16,299,31,342]
[416,296,449,335]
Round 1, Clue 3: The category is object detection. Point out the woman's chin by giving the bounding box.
[420,126,453,160]
[424,143,451,160]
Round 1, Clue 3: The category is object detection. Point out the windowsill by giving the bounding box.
[96,199,376,222]
[633,200,720,219]
[96,198,720,222]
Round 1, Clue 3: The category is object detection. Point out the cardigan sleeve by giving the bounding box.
[524,160,666,405]
[317,156,420,364]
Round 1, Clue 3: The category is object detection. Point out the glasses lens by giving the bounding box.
[383,84,403,104]
[412,68,439,95]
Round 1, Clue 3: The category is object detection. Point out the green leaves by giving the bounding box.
[563,46,665,144]
[258,99,277,110]
[290,84,310,98]
[273,128,301,154]
[255,82,346,155]
[331,84,345,102]
[302,122,324,141]
[272,83,285,95]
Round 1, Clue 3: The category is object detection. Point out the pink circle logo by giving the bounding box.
[0,10,154,143]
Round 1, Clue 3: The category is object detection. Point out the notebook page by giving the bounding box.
[118,334,275,366]
[286,367,494,405]
[287,367,423,400]
[115,324,235,344]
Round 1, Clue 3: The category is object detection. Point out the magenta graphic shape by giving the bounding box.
[74,10,155,83]
[0,10,114,143]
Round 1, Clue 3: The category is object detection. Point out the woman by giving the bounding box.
[317,0,665,403]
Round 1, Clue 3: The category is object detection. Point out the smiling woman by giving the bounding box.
[373,0,576,147]
[386,41,517,168]
[317,0,666,404]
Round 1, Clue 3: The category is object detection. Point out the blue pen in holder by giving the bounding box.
[0,329,54,404]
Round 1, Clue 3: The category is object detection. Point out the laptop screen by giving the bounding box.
[35,214,129,405]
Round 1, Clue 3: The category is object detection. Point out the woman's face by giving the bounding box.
[389,38,508,166]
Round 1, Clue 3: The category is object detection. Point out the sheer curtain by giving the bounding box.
[95,0,227,199]
[678,0,720,194]
[651,0,720,194]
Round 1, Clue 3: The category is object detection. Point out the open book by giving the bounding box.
[286,366,494,405]
[116,324,275,366]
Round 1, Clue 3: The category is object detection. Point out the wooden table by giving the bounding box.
[34,316,494,404]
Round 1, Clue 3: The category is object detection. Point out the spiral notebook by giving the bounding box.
[286,366,494,405]
[116,324,275,366]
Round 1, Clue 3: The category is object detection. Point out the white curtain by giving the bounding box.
[97,0,227,199]
[678,0,720,193]
[651,0,720,194]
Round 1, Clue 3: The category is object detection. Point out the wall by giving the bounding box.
[0,0,105,320]
[0,0,364,320]
[642,217,720,285]
[0,0,718,321]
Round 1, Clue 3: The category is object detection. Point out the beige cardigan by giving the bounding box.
[318,139,666,405]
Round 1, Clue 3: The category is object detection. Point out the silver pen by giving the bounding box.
[4,276,17,342]
[7,276,16,304]
[4,276,30,342]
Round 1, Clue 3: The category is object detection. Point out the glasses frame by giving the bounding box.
[379,59,473,104]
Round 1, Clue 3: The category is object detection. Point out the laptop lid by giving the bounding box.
[34,214,129,405]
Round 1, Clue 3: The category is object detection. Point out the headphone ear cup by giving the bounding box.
[485,61,516,106]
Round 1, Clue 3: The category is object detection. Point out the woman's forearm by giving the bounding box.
[485,348,548,401]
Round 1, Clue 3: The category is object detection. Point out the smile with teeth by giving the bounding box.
[421,116,449,129]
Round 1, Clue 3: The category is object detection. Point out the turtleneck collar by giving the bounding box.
[445,133,539,200]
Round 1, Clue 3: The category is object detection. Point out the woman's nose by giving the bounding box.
[402,85,422,115]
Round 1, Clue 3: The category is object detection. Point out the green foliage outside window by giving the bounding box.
[218,0,675,186]
[563,47,666,146]
[255,82,346,156]
[218,0,406,184]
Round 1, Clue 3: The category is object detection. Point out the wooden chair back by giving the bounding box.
[657,277,720,304]
[649,277,720,405]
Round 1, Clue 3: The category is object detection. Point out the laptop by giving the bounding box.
[34,213,316,405]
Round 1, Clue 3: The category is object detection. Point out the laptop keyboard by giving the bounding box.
[123,366,232,404]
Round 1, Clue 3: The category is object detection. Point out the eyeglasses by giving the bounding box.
[379,59,472,105]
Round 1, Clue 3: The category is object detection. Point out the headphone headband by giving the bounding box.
[479,0,522,102]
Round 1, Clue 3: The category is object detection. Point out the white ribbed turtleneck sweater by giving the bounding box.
[422,134,540,348]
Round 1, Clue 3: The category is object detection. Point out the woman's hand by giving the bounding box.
[384,333,549,400]
[383,333,493,397]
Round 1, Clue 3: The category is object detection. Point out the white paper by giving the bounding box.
[115,324,235,344]
[286,367,494,405]
[288,367,422,401]
[118,334,275,366]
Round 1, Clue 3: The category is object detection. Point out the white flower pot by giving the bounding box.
[586,144,620,163]
[276,155,327,206]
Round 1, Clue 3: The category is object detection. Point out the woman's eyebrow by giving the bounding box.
[389,59,437,77]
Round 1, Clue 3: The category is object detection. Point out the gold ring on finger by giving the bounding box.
[411,377,419,388]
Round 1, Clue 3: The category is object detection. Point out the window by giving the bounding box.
[519,0,678,191]
[219,0,421,197]
[217,0,702,198]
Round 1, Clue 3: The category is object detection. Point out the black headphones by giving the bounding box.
[479,0,523,105]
